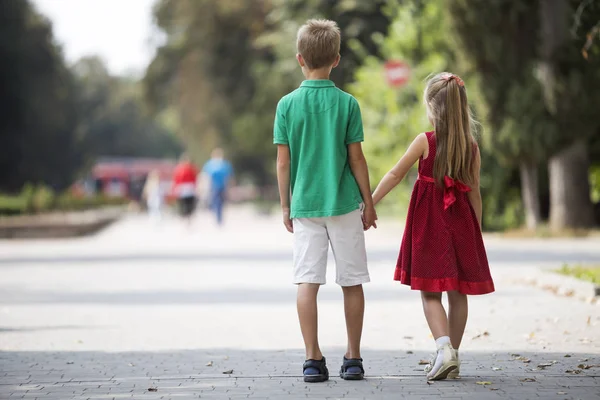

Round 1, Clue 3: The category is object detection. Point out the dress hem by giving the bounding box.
[394,269,495,295]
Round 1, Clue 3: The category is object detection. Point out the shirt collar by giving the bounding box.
[300,79,336,88]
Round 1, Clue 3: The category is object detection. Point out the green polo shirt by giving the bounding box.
[273,79,364,219]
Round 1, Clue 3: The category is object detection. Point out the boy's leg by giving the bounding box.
[293,217,328,361]
[327,209,369,379]
[341,284,364,359]
[297,283,322,360]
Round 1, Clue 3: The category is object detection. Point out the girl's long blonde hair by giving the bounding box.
[424,72,477,187]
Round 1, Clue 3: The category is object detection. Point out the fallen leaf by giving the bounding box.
[472,331,490,340]
[537,363,554,369]
[577,364,597,370]
[579,358,589,362]
[128,363,135,367]
[520,378,536,382]
[513,356,531,363]
[406,350,414,354]
[224,356,230,360]
[489,388,499,391]
[566,369,582,374]
[587,316,591,325]
[66,361,74,365]
[418,359,430,365]
[148,387,158,392]
[206,361,213,367]
[492,367,502,371]
[564,354,572,358]
[222,369,233,374]
[557,392,567,395]
[511,353,521,357]
[426,381,433,385]
[476,381,492,385]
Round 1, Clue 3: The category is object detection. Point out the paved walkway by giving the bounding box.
[1,206,599,399]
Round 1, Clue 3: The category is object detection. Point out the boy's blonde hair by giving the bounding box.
[297,19,341,70]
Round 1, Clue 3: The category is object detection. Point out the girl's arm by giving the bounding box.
[372,133,428,206]
[467,146,483,229]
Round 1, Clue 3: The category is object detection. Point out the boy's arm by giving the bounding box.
[467,146,483,229]
[372,133,427,205]
[348,142,377,229]
[276,144,293,233]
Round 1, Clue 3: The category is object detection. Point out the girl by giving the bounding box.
[372,72,495,381]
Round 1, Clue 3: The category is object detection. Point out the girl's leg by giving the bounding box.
[421,291,448,338]
[447,290,468,349]
[421,291,457,380]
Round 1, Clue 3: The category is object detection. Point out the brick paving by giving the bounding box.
[0,206,599,399]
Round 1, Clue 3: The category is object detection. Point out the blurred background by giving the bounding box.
[1,0,599,233]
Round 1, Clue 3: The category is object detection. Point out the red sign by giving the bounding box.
[384,60,410,87]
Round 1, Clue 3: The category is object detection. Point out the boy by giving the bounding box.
[273,19,377,383]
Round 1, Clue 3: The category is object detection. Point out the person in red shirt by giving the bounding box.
[172,154,199,224]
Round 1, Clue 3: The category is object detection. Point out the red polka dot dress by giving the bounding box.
[395,131,495,295]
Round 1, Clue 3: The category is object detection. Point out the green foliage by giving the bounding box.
[145,0,392,185]
[590,165,600,203]
[556,264,600,285]
[0,185,126,216]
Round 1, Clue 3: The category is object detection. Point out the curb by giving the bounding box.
[514,267,598,305]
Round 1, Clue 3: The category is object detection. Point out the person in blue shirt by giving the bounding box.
[202,148,234,225]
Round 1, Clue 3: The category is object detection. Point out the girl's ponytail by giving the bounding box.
[426,72,476,187]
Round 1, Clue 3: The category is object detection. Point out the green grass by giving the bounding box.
[556,264,600,285]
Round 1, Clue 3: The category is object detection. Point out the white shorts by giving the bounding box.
[292,209,369,287]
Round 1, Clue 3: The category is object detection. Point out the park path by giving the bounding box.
[1,206,599,399]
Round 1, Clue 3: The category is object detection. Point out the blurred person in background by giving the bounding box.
[172,153,199,226]
[202,148,234,226]
[143,169,164,224]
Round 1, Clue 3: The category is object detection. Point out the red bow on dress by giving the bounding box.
[443,176,471,210]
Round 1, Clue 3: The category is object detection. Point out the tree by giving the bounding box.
[144,0,392,186]
[448,0,600,230]
[0,0,81,191]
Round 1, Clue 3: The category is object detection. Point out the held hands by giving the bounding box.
[361,203,378,231]
[282,207,293,233]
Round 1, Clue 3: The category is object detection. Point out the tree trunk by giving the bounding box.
[549,139,595,230]
[519,161,542,230]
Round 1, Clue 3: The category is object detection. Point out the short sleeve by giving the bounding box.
[273,100,288,145]
[346,98,364,145]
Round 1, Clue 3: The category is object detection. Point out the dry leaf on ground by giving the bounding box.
[578,364,598,370]
[587,316,591,325]
[147,387,158,392]
[520,378,536,382]
[513,356,531,363]
[564,354,572,358]
[566,369,582,374]
[418,360,430,365]
[406,350,414,354]
[489,388,499,391]
[206,361,213,367]
[476,381,492,385]
[537,363,554,369]
[472,331,490,340]
[492,367,502,371]
[222,369,234,374]
[557,392,567,395]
